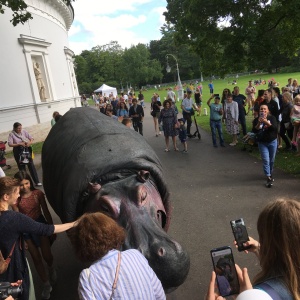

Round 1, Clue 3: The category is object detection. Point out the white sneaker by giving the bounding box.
[229,142,236,146]
[41,284,52,299]
[49,267,57,285]
[36,182,42,186]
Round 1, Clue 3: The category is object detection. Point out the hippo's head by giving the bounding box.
[42,108,190,291]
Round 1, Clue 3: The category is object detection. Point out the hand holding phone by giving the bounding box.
[210,246,240,297]
[230,218,251,252]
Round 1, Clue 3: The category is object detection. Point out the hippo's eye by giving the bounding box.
[141,191,147,202]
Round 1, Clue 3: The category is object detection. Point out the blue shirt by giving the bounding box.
[79,249,165,300]
[209,103,222,121]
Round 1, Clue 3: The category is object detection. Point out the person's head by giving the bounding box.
[293,95,300,106]
[227,94,233,103]
[187,90,192,98]
[13,122,22,134]
[263,89,272,102]
[257,89,265,98]
[254,199,300,298]
[222,88,231,97]
[259,104,269,118]
[214,96,221,103]
[178,118,185,126]
[120,102,127,109]
[233,86,240,95]
[292,79,298,87]
[70,212,126,262]
[54,114,62,122]
[121,118,132,128]
[52,111,59,118]
[288,78,292,85]
[163,100,172,109]
[282,92,292,104]
[0,177,20,206]
[248,80,253,86]
[282,86,290,93]
[132,98,138,106]
[106,104,112,109]
[105,109,113,117]
[14,171,35,194]
[272,87,280,97]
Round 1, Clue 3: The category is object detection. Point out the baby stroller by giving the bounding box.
[0,141,11,169]
[241,132,257,152]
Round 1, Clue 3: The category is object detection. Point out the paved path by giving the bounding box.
[6,107,300,299]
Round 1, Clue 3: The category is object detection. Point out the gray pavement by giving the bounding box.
[23,108,300,299]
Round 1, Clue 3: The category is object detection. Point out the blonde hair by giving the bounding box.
[293,95,300,104]
[254,199,300,299]
[282,92,292,103]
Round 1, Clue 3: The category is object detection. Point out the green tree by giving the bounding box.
[122,44,163,88]
[164,0,300,73]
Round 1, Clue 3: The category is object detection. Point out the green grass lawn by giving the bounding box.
[89,72,300,175]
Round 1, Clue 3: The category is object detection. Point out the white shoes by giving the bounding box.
[41,284,52,299]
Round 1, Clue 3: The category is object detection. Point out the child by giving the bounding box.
[178,118,188,153]
[12,171,57,300]
[122,118,133,128]
[291,95,300,147]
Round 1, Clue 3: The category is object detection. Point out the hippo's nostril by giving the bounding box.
[158,247,165,257]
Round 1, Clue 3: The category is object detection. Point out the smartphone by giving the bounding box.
[214,94,220,97]
[230,218,251,252]
[259,112,264,118]
[210,246,240,297]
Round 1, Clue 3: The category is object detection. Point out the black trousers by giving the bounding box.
[13,147,40,184]
[279,122,294,148]
[183,112,192,135]
[133,120,143,135]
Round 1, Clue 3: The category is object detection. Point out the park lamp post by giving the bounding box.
[166,54,183,101]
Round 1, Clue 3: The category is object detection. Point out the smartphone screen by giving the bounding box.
[230,218,251,252]
[210,246,240,297]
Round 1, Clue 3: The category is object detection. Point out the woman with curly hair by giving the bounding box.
[70,212,165,300]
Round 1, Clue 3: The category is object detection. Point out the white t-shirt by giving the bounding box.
[167,90,176,102]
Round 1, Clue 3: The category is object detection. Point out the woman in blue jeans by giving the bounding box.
[252,105,277,187]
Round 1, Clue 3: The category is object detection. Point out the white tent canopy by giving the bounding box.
[94,84,117,97]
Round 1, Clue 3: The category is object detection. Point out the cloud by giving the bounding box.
[69,0,167,54]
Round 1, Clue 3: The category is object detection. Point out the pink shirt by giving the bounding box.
[7,130,33,146]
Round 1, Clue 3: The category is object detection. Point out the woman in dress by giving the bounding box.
[70,212,165,300]
[224,95,239,146]
[159,100,178,152]
[7,122,42,186]
[12,171,57,298]
[151,94,162,137]
[0,176,76,300]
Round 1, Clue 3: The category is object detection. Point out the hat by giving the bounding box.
[236,290,272,300]
[178,118,185,124]
[215,96,220,100]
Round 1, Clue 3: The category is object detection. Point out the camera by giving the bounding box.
[0,282,22,300]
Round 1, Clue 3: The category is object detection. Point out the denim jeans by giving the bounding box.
[258,139,277,176]
[210,120,224,146]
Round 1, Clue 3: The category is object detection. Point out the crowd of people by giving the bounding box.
[1,78,300,299]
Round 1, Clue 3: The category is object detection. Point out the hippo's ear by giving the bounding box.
[136,170,150,183]
[88,182,101,194]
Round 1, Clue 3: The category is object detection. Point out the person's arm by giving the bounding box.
[207,95,214,106]
[7,133,25,148]
[53,222,76,234]
[238,236,260,258]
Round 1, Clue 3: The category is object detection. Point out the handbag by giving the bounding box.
[19,147,31,164]
[151,110,156,117]
[0,242,16,274]
[84,251,121,300]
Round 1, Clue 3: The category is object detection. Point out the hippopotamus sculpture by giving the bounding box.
[42,107,190,292]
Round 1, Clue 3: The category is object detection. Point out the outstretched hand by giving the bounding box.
[234,236,260,257]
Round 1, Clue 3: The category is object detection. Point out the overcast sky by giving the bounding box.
[69,0,167,55]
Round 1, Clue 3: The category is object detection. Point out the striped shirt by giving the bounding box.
[78,249,166,300]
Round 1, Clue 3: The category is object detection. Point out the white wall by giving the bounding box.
[0,0,80,133]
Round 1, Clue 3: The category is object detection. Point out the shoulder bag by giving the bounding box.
[84,251,121,300]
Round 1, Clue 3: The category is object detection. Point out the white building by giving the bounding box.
[0,0,80,132]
